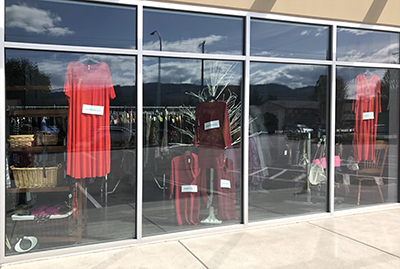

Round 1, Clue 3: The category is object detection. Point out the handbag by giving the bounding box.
[308,163,326,185]
[309,137,326,185]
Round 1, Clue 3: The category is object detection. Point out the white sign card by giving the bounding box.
[204,120,220,130]
[220,179,231,189]
[181,185,198,193]
[82,104,104,116]
[363,112,374,120]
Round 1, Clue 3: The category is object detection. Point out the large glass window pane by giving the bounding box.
[251,19,330,60]
[337,28,399,63]
[143,9,243,55]
[143,57,242,236]
[6,0,136,49]
[249,63,328,221]
[335,67,398,209]
[5,49,136,255]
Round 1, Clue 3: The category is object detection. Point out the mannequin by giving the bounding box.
[194,98,232,224]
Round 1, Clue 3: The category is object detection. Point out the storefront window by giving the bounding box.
[337,28,399,63]
[5,0,136,49]
[251,19,330,60]
[143,9,243,55]
[5,49,136,255]
[249,63,328,221]
[142,57,242,236]
[335,67,399,209]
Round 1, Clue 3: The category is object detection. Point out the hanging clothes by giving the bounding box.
[352,72,381,163]
[169,152,205,225]
[194,100,232,168]
[201,154,238,221]
[64,61,115,179]
[249,136,264,186]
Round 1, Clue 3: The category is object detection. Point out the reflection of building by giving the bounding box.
[260,100,319,130]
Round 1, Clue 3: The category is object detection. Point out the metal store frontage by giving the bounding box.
[1,0,400,264]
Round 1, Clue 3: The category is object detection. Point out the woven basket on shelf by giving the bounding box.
[10,164,63,188]
[8,135,35,148]
[36,131,58,146]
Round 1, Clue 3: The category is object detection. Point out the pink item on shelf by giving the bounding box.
[313,156,341,169]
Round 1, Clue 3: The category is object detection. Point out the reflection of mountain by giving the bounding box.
[7,85,137,107]
[251,83,316,101]
[143,83,242,107]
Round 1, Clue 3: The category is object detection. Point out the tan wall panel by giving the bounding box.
[156,0,400,27]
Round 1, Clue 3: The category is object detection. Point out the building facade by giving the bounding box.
[1,0,399,264]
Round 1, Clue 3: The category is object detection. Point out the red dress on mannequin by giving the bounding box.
[64,61,116,179]
[352,73,381,163]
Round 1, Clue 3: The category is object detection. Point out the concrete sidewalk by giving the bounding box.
[2,208,400,269]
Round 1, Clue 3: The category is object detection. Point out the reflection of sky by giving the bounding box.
[143,9,243,55]
[251,20,329,60]
[5,0,136,48]
[250,63,327,89]
[336,67,387,99]
[5,50,136,89]
[143,57,242,86]
[337,28,399,63]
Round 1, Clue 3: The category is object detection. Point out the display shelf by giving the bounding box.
[7,109,68,117]
[6,186,70,194]
[8,145,66,153]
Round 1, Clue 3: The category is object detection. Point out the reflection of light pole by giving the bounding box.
[150,30,162,106]
[199,40,206,91]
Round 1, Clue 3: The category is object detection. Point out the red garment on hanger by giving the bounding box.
[200,155,238,221]
[352,73,381,163]
[169,152,206,225]
[194,100,232,168]
[64,61,116,178]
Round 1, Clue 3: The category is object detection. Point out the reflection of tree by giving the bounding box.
[263,112,278,134]
[6,58,51,88]
[315,75,348,129]
[380,69,399,112]
[6,58,52,106]
[250,89,263,105]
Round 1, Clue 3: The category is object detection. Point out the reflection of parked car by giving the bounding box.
[283,124,313,134]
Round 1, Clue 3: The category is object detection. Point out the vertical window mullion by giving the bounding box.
[136,3,144,242]
[328,24,337,214]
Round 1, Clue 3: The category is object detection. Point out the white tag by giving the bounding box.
[181,185,198,193]
[220,179,231,189]
[363,112,374,120]
[204,120,220,130]
[82,104,104,115]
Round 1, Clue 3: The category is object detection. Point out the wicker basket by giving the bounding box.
[36,131,58,146]
[8,135,35,148]
[10,164,63,188]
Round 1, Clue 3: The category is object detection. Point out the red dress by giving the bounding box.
[169,152,205,225]
[352,73,381,163]
[194,100,232,168]
[64,61,116,179]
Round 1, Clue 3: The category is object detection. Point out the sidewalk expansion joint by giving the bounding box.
[178,241,210,269]
[308,222,400,259]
